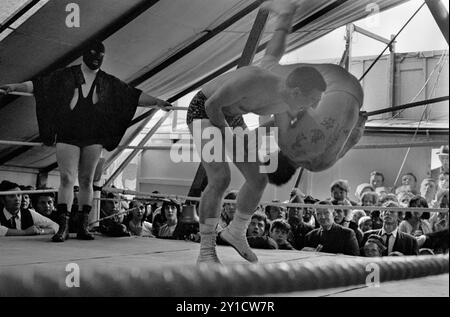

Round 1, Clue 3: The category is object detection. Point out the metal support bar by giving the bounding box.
[104,112,171,187]
[353,24,391,45]
[425,0,449,45]
[0,0,40,34]
[238,8,270,67]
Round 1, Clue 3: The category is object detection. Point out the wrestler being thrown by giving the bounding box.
[186,0,366,264]
[1,41,172,242]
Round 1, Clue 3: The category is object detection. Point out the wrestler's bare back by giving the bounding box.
[201,66,289,117]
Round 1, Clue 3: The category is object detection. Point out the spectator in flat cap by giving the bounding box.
[0,180,59,237]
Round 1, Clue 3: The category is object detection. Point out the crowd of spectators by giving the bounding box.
[1,146,448,259]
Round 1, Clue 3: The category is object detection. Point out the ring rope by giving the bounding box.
[0,254,447,296]
[1,187,447,213]
[0,89,186,111]
[1,139,447,150]
[103,187,449,213]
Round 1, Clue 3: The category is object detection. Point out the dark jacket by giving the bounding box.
[305,223,360,256]
[33,65,141,150]
[362,229,419,255]
[288,220,314,250]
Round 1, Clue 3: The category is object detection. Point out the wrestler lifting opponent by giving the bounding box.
[1,41,172,242]
[187,0,366,264]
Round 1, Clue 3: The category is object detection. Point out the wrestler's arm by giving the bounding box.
[138,93,172,111]
[261,1,298,68]
[0,81,34,94]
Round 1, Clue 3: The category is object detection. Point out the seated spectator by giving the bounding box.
[270,219,295,250]
[363,234,386,257]
[287,195,314,250]
[246,212,277,249]
[146,191,163,223]
[361,202,419,256]
[330,179,358,206]
[396,191,415,221]
[352,209,366,225]
[304,201,360,256]
[360,191,379,209]
[157,198,182,238]
[218,190,238,230]
[398,196,432,237]
[331,200,362,246]
[358,216,373,233]
[32,191,57,222]
[399,172,418,194]
[360,191,382,230]
[0,181,59,237]
[355,183,374,203]
[429,189,449,232]
[420,178,437,206]
[370,170,385,190]
[99,192,130,237]
[265,202,284,222]
[127,200,153,237]
[19,185,34,210]
[437,172,449,191]
[303,196,320,229]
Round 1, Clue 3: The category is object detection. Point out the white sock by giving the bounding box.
[198,218,221,264]
[220,212,258,263]
[226,212,252,238]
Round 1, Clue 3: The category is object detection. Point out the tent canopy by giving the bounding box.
[0,0,411,171]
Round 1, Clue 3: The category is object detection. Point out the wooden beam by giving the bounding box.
[353,24,391,45]
[388,34,397,118]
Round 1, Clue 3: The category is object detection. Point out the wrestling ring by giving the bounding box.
[0,187,448,297]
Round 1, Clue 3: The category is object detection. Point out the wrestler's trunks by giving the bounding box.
[186,91,247,129]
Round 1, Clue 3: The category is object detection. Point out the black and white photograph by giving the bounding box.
[0,0,448,302]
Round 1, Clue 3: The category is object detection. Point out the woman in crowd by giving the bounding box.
[398,196,432,237]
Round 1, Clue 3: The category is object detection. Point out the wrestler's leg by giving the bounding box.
[189,119,230,264]
[219,160,267,263]
[78,144,102,207]
[76,144,102,240]
[52,143,80,242]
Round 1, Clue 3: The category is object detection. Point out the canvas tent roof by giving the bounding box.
[0,0,413,171]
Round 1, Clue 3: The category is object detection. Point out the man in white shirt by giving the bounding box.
[361,202,418,256]
[0,181,59,237]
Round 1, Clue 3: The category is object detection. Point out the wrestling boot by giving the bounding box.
[52,204,70,242]
[76,205,95,240]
